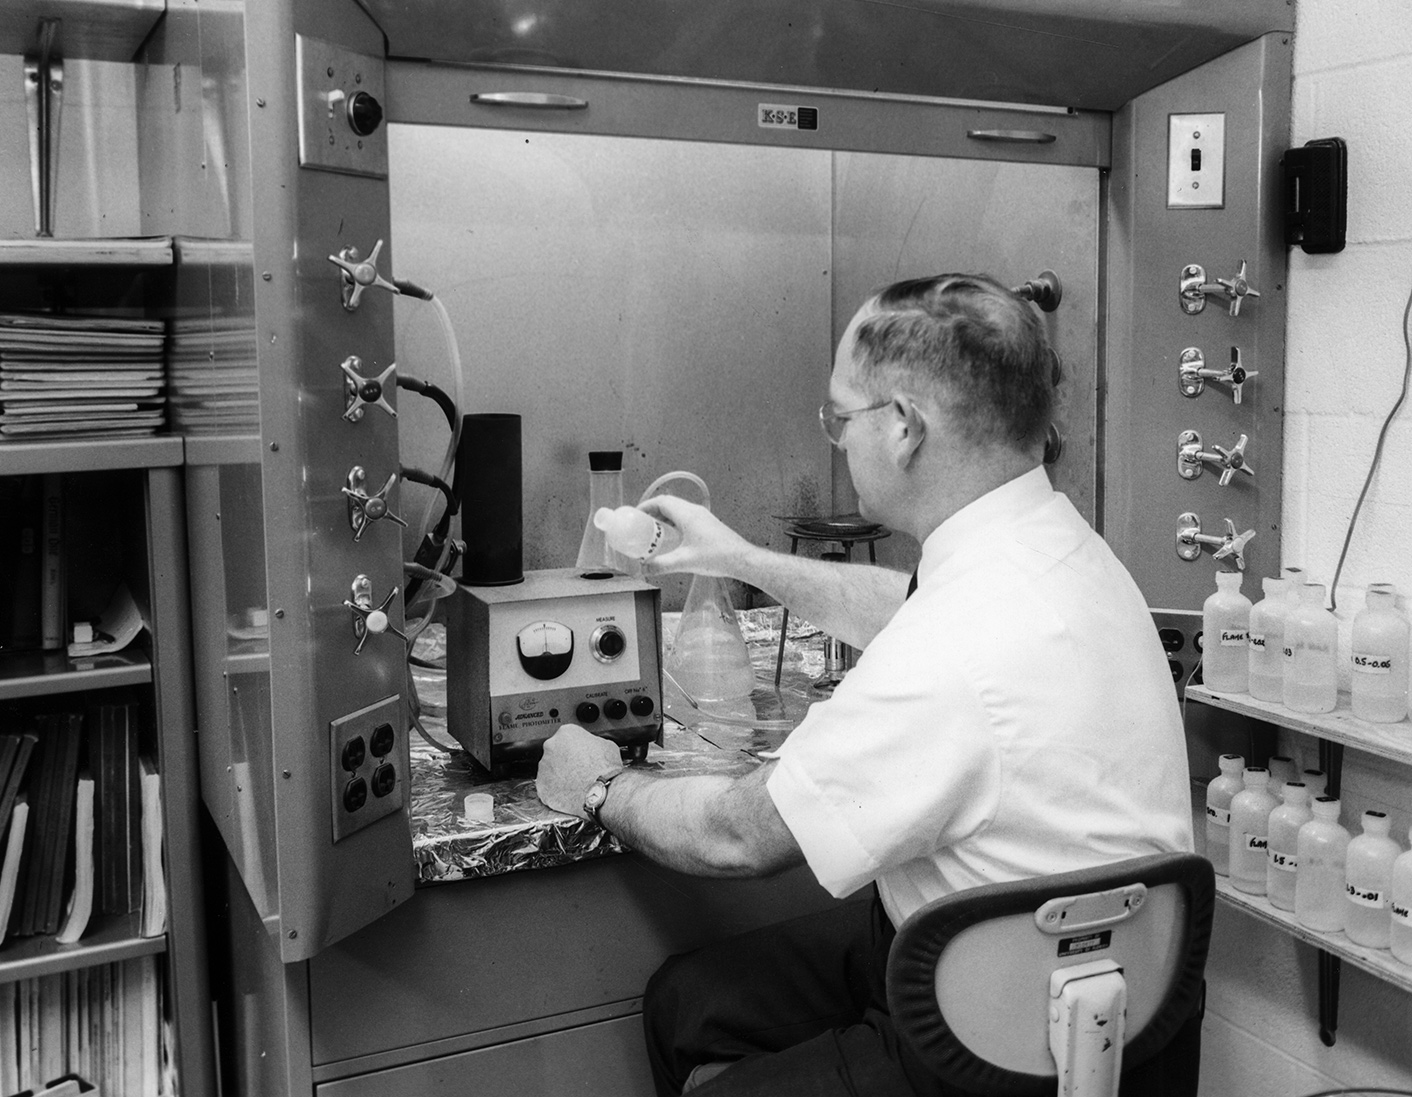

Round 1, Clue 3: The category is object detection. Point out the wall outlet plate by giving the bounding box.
[1167,113,1225,209]
[1151,608,1204,697]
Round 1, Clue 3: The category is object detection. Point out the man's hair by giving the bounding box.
[850,273,1055,451]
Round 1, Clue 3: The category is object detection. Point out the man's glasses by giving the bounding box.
[818,398,891,447]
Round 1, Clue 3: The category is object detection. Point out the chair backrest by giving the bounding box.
[886,852,1214,1097]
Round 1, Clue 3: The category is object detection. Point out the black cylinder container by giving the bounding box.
[457,413,523,585]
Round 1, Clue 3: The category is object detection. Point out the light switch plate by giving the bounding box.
[1167,113,1225,209]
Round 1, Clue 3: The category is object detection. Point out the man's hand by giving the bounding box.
[637,494,757,581]
[536,724,625,819]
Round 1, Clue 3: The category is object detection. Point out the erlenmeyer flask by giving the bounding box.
[575,451,632,573]
[639,472,756,703]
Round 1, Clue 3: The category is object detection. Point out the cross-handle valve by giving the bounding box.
[343,466,408,541]
[329,239,398,311]
[1178,346,1258,405]
[1179,260,1262,317]
[1175,512,1256,570]
[340,355,398,422]
[344,575,406,655]
[1176,431,1255,486]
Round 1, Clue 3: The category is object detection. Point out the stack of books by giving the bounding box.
[0,313,166,441]
[167,315,258,435]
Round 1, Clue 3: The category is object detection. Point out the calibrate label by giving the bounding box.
[758,104,819,131]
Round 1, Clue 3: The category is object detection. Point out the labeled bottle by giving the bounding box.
[594,506,682,561]
[1205,754,1245,876]
[1267,755,1297,796]
[1295,798,1351,932]
[1229,767,1279,894]
[1351,587,1409,723]
[1300,768,1328,798]
[1391,831,1412,965]
[1284,583,1338,714]
[1266,782,1312,912]
[574,451,631,573]
[1345,810,1402,949]
[1203,571,1251,694]
[1248,577,1290,702]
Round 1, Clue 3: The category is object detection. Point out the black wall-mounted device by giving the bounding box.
[1282,137,1347,254]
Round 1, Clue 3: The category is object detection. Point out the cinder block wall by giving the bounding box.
[1198,3,1412,1094]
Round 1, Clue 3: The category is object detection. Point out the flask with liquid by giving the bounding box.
[1391,832,1412,965]
[1202,571,1251,693]
[1345,810,1402,949]
[1247,577,1289,702]
[1295,798,1351,932]
[1351,587,1409,723]
[1229,767,1278,895]
[1205,754,1245,875]
[594,506,681,561]
[574,451,632,573]
[1266,781,1311,911]
[1284,583,1338,714]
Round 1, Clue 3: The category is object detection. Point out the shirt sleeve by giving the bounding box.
[766,611,1001,898]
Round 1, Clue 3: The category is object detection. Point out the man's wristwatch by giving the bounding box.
[583,766,627,830]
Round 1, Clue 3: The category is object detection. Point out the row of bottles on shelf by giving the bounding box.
[1203,568,1410,722]
[1206,755,1412,963]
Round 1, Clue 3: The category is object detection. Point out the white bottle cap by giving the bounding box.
[1312,796,1341,820]
[1218,754,1245,775]
[1242,766,1269,788]
[1362,810,1391,835]
[1281,781,1309,804]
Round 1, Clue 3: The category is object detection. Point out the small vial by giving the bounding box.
[1229,767,1278,895]
[1266,782,1312,912]
[1345,810,1402,949]
[1295,798,1351,933]
[1205,754,1245,876]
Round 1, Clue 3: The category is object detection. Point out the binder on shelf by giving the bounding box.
[91,702,142,917]
[138,755,166,939]
[14,711,83,937]
[0,730,38,830]
[41,472,66,651]
[56,771,96,945]
[0,792,30,947]
[3,476,43,652]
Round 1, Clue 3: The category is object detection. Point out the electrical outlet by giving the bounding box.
[330,694,403,842]
[1167,113,1225,209]
[1151,608,1204,698]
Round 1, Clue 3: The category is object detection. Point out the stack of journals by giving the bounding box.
[167,315,258,434]
[0,313,166,440]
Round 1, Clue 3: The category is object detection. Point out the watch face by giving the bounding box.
[584,782,608,812]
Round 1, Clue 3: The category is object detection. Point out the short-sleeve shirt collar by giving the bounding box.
[915,464,1051,586]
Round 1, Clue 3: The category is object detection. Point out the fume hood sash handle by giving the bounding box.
[966,128,1056,144]
[470,91,588,110]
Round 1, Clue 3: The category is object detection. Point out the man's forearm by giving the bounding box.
[731,546,909,649]
[600,764,804,879]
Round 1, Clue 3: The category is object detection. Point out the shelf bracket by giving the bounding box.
[23,18,64,237]
[1318,950,1340,1047]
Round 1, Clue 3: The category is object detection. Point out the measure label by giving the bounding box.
[1268,849,1297,872]
[1346,883,1387,909]
[1242,833,1268,852]
[758,103,819,131]
[1206,805,1231,826]
[1352,652,1393,674]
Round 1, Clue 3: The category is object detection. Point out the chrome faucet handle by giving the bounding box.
[343,467,408,541]
[1179,261,1262,317]
[1210,519,1257,570]
[340,356,398,422]
[328,239,399,311]
[1211,435,1254,487]
[1176,512,1256,569]
[344,576,407,655]
[1215,260,1262,317]
[1178,347,1258,404]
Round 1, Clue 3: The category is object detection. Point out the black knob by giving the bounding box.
[576,701,600,724]
[629,695,655,717]
[604,698,627,720]
[597,629,626,658]
[347,91,384,136]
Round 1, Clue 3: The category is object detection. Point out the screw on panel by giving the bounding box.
[275,609,285,618]
[283,770,292,778]
[256,98,266,108]
[262,271,271,281]
[270,442,279,451]
[289,929,298,939]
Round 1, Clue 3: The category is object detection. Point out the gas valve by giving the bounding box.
[1175,512,1256,571]
[1178,346,1258,405]
[340,355,397,422]
[344,466,408,541]
[344,575,406,655]
[1179,260,1261,317]
[328,239,398,311]
[1176,431,1254,486]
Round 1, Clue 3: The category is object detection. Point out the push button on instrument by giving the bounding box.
[604,698,627,720]
[576,701,601,724]
[629,695,655,717]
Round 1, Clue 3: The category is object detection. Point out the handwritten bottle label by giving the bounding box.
[1250,633,1266,651]
[1392,900,1412,927]
[1221,628,1249,647]
[1352,652,1393,675]
[1283,645,1295,659]
[1346,883,1387,909]
[1243,833,1268,852]
[1267,849,1298,872]
[1206,805,1231,826]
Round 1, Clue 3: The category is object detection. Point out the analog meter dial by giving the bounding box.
[516,621,574,681]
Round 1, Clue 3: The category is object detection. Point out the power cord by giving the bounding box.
[1298,1089,1412,1097]
[1327,276,1412,610]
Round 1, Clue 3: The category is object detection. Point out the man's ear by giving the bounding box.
[891,396,928,468]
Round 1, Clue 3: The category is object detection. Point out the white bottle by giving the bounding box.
[593,506,682,561]
[1391,831,1412,965]
[1205,754,1245,876]
[1229,767,1279,895]
[1285,583,1338,714]
[1301,768,1328,798]
[1203,571,1251,694]
[1248,577,1290,702]
[1266,782,1311,912]
[1295,798,1351,932]
[1267,755,1297,796]
[1345,810,1402,949]
[1351,588,1409,723]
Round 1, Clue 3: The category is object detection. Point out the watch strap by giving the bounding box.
[585,766,627,829]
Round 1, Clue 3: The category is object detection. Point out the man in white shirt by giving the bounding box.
[537,273,1196,1096]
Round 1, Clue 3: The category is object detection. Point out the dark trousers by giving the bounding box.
[642,895,1204,1097]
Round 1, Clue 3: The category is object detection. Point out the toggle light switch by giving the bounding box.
[1168,113,1226,209]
